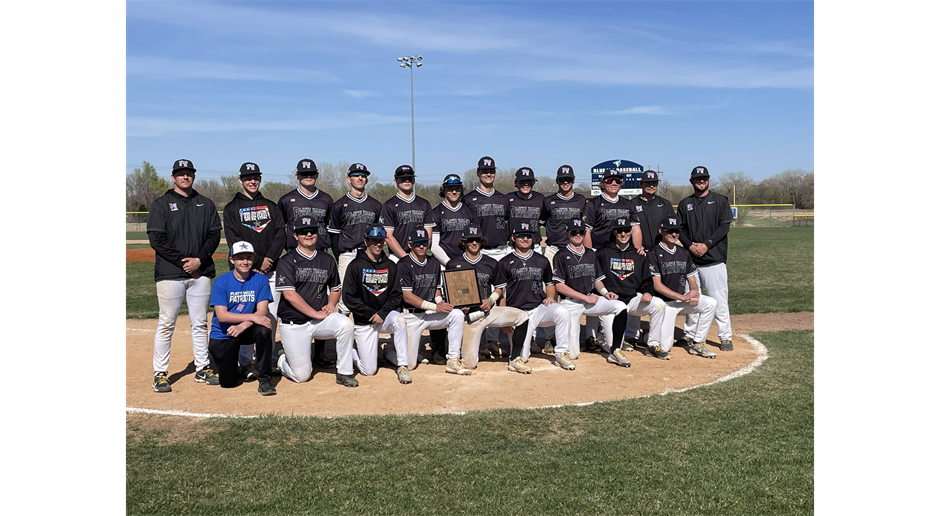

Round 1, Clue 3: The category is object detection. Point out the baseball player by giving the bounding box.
[647,217,718,360]
[429,174,477,266]
[222,162,287,375]
[552,219,629,363]
[275,216,359,387]
[447,224,528,368]
[583,169,638,251]
[493,221,572,373]
[328,163,384,313]
[464,156,511,261]
[506,167,545,254]
[207,241,276,396]
[395,227,470,375]
[277,158,335,369]
[342,226,411,384]
[148,159,222,392]
[677,166,734,351]
[381,164,434,264]
[595,218,671,365]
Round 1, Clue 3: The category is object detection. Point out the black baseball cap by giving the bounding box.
[556,165,575,180]
[640,170,660,183]
[461,224,484,239]
[239,162,262,176]
[442,174,463,187]
[515,167,536,181]
[394,164,415,179]
[602,169,623,181]
[511,220,536,235]
[660,217,681,230]
[295,159,318,174]
[612,217,632,231]
[566,219,586,232]
[348,163,371,176]
[293,215,318,233]
[477,156,496,171]
[690,166,710,179]
[172,159,196,174]
[407,226,430,245]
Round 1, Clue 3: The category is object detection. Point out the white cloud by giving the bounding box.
[126,56,336,83]
[343,89,375,98]
[126,113,411,137]
[609,106,672,115]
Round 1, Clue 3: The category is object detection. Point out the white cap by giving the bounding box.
[230,241,255,256]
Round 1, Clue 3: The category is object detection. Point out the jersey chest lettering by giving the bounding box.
[510,206,542,220]
[474,203,505,217]
[292,206,326,222]
[409,272,437,290]
[395,209,426,225]
[566,263,596,280]
[239,206,271,232]
[600,208,632,221]
[440,217,471,232]
[344,210,377,226]
[550,206,582,220]
[229,291,257,303]
[295,266,330,284]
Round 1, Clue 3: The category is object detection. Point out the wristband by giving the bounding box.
[420,300,437,311]
[434,295,444,303]
[598,288,610,296]
[488,292,500,304]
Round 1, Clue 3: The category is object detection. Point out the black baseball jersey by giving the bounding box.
[429,201,476,259]
[628,194,676,250]
[541,192,588,246]
[551,245,605,298]
[494,250,553,311]
[507,191,545,237]
[328,193,384,254]
[381,193,434,251]
[277,188,333,252]
[223,191,287,271]
[147,189,222,282]
[448,253,499,299]
[398,254,444,307]
[676,191,732,266]
[647,242,697,296]
[583,193,637,247]
[464,188,510,249]
[594,240,654,299]
[275,248,342,323]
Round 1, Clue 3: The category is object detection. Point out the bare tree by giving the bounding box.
[714,172,756,204]
[126,161,170,211]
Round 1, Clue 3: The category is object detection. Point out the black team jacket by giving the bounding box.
[223,191,287,272]
[594,239,655,300]
[342,249,403,325]
[147,189,222,282]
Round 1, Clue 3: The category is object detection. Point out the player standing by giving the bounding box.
[677,166,734,351]
[275,217,359,387]
[429,174,477,266]
[148,159,222,392]
[506,167,545,254]
[381,165,434,264]
[583,169,637,250]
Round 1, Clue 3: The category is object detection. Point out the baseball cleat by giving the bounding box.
[194,368,220,386]
[542,338,555,355]
[607,349,632,367]
[335,373,359,388]
[508,357,532,374]
[419,353,430,365]
[719,339,734,351]
[152,372,171,393]
[445,359,472,376]
[257,380,277,396]
[583,336,602,353]
[529,342,542,355]
[396,366,413,384]
[486,341,503,357]
[554,353,576,370]
[688,342,717,359]
[621,338,636,352]
[431,351,448,366]
[647,345,671,360]
[675,336,692,349]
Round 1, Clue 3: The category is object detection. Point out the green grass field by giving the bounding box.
[126,227,813,319]
[127,328,813,515]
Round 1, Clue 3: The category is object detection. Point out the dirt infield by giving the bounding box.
[126,312,812,418]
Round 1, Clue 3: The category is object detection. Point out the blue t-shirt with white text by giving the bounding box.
[209,271,273,340]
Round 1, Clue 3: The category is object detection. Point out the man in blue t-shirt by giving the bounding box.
[208,241,277,395]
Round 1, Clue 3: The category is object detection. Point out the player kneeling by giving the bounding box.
[494,221,572,372]
[342,226,412,384]
[647,217,718,359]
[208,242,277,396]
[275,217,359,387]
[447,224,528,369]
[596,219,670,365]
[552,219,629,365]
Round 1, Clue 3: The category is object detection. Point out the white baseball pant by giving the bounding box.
[517,303,570,362]
[685,263,732,340]
[662,295,717,351]
[278,313,356,381]
[153,276,211,373]
[352,310,408,376]
[599,294,668,353]
[559,297,627,359]
[461,306,528,369]
[393,310,465,370]
[239,270,279,367]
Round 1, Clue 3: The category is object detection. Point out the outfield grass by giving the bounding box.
[127,329,813,515]
[125,227,813,319]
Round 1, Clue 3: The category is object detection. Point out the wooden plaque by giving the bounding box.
[441,268,482,309]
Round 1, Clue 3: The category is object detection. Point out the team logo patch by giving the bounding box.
[416,229,426,238]
[245,163,256,171]
[483,159,492,167]
[363,268,389,296]
[302,216,312,225]
[572,219,582,227]
[234,302,246,313]
[609,258,635,280]
[169,203,178,211]
[177,160,189,168]
[468,227,478,235]
[636,206,643,212]
[239,206,272,233]
[687,204,693,211]
[667,218,677,225]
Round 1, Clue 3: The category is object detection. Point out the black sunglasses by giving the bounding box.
[294,230,317,236]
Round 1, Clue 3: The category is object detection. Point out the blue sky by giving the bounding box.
[126,0,813,186]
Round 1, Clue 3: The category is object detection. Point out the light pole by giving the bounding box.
[397,55,422,170]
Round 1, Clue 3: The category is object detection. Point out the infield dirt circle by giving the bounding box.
[126,313,812,418]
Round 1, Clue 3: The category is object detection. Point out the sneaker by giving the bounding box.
[583,336,602,353]
[445,358,472,376]
[621,338,636,352]
[397,366,413,384]
[689,342,717,359]
[479,345,493,360]
[485,341,503,357]
[431,351,448,365]
[637,330,649,348]
[258,380,277,396]
[647,345,671,360]
[419,353,430,365]
[335,373,359,388]
[152,372,171,393]
[607,349,632,367]
[529,342,543,355]
[314,353,336,367]
[241,363,258,382]
[554,353,576,370]
[195,368,220,385]
[508,356,532,374]
[720,339,734,351]
[542,338,555,355]
[675,336,692,349]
